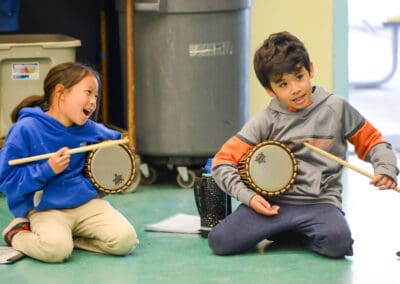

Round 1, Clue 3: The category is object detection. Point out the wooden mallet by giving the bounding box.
[304,142,400,193]
[8,138,129,166]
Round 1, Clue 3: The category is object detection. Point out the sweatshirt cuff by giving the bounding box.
[374,164,398,183]
[42,162,56,179]
[237,185,257,206]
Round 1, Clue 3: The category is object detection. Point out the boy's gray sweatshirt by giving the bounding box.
[212,86,398,209]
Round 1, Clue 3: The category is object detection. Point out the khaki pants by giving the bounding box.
[13,198,138,263]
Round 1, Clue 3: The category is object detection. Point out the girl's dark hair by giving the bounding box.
[10,62,102,122]
[253,31,311,90]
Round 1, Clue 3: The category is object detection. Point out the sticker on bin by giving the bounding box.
[12,63,39,80]
[189,41,233,57]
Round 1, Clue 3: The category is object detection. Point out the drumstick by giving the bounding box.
[304,142,400,193]
[8,138,129,166]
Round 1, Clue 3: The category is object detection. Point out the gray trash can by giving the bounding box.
[115,0,252,187]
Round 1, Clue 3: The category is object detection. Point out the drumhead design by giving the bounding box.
[238,141,297,196]
[84,144,135,193]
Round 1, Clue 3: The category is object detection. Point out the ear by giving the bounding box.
[265,87,275,97]
[309,62,315,79]
[54,84,65,99]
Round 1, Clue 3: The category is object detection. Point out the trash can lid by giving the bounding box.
[0,34,81,49]
[116,0,252,14]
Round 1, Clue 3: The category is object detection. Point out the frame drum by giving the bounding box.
[83,144,136,194]
[238,141,297,196]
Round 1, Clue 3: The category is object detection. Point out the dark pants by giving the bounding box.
[208,203,353,258]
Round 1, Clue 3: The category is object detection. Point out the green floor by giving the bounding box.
[1,156,400,284]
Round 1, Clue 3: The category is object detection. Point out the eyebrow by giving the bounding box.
[272,69,304,83]
[272,78,284,85]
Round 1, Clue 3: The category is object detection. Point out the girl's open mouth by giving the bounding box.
[83,108,92,116]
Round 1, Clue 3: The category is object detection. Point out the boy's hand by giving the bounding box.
[48,147,70,174]
[249,195,280,216]
[370,174,397,190]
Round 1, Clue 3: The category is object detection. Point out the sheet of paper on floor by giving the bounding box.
[145,213,201,234]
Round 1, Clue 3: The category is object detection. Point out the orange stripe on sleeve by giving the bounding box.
[348,120,386,160]
[212,136,254,168]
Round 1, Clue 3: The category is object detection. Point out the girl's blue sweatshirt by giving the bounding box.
[0,107,121,217]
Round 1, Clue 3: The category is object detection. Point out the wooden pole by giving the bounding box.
[99,0,109,123]
[126,0,135,149]
[122,0,141,192]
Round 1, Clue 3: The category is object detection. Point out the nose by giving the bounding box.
[290,81,301,95]
[90,95,97,104]
[89,96,97,109]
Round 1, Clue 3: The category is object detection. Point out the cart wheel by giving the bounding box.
[122,154,141,194]
[140,166,158,185]
[176,169,196,189]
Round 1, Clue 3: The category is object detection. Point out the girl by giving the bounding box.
[0,62,138,263]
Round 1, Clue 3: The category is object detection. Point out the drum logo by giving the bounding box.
[255,152,267,164]
[113,173,124,186]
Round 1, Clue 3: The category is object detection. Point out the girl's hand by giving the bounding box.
[48,147,70,174]
[370,174,397,190]
[249,194,280,216]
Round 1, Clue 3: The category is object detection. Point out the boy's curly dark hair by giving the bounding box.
[253,31,311,90]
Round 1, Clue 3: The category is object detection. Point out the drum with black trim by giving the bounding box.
[193,174,231,238]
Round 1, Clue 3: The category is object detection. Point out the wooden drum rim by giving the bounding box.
[84,144,136,194]
[238,141,297,196]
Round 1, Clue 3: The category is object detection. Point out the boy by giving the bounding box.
[208,31,398,258]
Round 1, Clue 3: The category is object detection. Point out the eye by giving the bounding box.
[86,89,98,100]
[296,73,304,80]
[278,82,287,88]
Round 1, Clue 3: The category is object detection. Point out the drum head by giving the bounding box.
[248,142,296,194]
[89,145,134,192]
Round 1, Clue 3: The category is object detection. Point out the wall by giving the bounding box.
[249,0,348,116]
